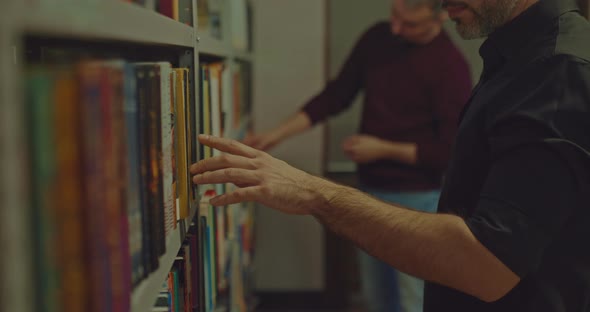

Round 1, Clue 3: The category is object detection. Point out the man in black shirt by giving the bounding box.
[191,0,590,310]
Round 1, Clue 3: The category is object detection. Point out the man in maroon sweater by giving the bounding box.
[245,0,472,311]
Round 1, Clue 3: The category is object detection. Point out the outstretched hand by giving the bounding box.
[190,135,333,215]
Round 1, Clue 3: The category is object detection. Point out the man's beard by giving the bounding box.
[453,0,518,39]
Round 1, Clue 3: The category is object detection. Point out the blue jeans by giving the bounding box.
[357,187,440,312]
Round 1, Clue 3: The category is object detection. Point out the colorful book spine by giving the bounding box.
[79,62,109,312]
[26,68,60,312]
[123,63,145,285]
[173,68,190,219]
[53,67,88,312]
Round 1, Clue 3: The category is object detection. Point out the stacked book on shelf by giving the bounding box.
[24,59,196,312]
[151,60,255,312]
[199,61,252,147]
[151,194,256,312]
[126,0,194,26]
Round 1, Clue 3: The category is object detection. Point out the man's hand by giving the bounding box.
[191,135,333,214]
[342,134,390,164]
[342,134,418,165]
[242,131,282,151]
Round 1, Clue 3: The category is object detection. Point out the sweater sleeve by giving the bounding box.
[301,24,380,124]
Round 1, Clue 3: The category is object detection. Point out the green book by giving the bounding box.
[26,68,60,312]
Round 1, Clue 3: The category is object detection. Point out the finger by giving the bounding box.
[210,186,262,206]
[190,154,255,175]
[198,134,261,158]
[193,168,260,186]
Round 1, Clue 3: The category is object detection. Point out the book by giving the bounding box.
[196,0,209,30]
[122,63,145,285]
[79,62,112,312]
[156,62,177,237]
[158,0,174,19]
[103,62,128,312]
[53,67,88,312]
[208,63,223,154]
[173,68,191,219]
[200,65,212,159]
[135,64,158,275]
[26,67,60,312]
[178,0,194,26]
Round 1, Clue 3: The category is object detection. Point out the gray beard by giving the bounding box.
[454,0,519,39]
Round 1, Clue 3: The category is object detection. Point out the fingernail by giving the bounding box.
[198,134,210,140]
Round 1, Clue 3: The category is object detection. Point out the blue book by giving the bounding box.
[123,63,144,285]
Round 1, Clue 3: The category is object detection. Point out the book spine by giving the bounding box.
[78,62,108,312]
[135,65,155,276]
[26,68,60,312]
[124,63,145,285]
[53,67,88,312]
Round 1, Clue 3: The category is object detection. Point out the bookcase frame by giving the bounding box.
[0,1,253,311]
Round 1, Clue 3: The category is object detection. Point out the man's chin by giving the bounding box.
[453,21,486,40]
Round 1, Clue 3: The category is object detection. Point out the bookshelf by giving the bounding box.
[0,0,255,311]
[16,1,195,47]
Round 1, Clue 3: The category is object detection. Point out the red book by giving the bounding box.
[159,0,174,19]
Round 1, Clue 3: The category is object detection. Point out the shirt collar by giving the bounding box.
[479,0,580,74]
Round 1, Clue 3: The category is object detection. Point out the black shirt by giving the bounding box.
[424,0,590,311]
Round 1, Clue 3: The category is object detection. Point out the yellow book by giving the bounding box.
[201,64,212,158]
[173,68,190,218]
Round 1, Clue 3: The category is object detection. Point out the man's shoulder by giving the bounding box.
[554,11,590,62]
[363,21,391,38]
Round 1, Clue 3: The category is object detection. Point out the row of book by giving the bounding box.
[199,61,252,160]
[197,60,255,311]
[153,185,256,312]
[150,60,255,312]
[25,60,198,312]
[125,0,193,26]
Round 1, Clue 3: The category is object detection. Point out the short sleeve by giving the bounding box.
[465,141,580,277]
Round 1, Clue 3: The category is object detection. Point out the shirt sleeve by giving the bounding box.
[300,24,375,125]
[416,57,473,170]
[470,97,590,282]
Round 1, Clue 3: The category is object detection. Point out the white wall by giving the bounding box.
[251,0,327,291]
[326,0,485,172]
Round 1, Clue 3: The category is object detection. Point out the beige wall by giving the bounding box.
[326,0,484,172]
[251,0,327,291]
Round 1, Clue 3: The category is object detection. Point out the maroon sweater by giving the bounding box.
[303,22,472,191]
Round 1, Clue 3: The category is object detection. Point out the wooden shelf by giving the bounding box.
[131,205,198,312]
[16,0,195,47]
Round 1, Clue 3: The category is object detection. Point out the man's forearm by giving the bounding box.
[309,178,520,302]
[275,111,313,141]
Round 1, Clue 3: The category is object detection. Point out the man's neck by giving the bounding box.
[509,0,540,21]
